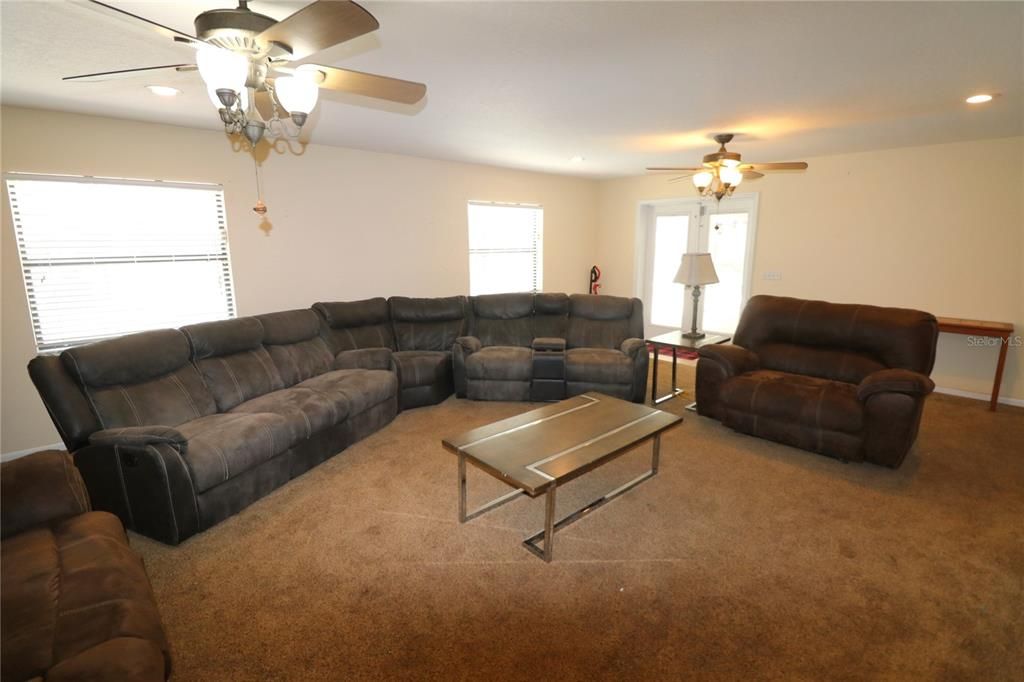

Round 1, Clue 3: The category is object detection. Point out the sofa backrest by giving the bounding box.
[469,293,535,347]
[566,295,644,349]
[61,329,216,430]
[388,296,467,352]
[733,295,939,383]
[27,355,103,451]
[533,293,570,340]
[313,298,395,353]
[182,317,284,412]
[255,309,334,387]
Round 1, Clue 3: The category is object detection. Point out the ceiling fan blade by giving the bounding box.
[742,170,765,179]
[667,176,693,184]
[62,63,195,82]
[646,167,703,172]
[312,65,426,104]
[743,162,808,171]
[83,1,202,44]
[257,1,379,61]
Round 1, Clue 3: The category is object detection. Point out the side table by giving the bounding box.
[646,330,731,405]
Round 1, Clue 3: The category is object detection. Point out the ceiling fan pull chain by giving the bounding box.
[252,154,267,216]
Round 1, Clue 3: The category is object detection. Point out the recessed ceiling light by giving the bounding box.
[569,155,586,163]
[965,94,993,104]
[146,85,181,97]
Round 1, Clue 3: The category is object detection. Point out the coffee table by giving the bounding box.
[441,392,682,562]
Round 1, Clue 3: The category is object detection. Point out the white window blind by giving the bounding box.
[467,201,543,296]
[6,174,237,352]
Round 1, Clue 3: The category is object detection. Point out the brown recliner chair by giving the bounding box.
[696,295,938,468]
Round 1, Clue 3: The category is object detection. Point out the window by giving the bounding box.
[6,174,236,351]
[467,201,543,295]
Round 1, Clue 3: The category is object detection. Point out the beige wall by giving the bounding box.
[596,136,1024,403]
[1,106,599,454]
[2,107,1020,454]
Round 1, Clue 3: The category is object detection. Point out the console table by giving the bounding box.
[647,330,730,405]
[937,317,1014,411]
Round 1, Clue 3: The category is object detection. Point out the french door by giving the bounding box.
[641,194,758,337]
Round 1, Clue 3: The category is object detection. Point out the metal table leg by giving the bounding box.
[523,434,662,562]
[458,452,525,523]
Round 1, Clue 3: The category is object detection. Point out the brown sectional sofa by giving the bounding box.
[696,295,939,467]
[28,293,647,545]
[1,450,170,681]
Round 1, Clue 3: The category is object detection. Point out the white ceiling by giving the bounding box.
[2,1,1021,178]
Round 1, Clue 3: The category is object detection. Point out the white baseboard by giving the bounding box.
[1,442,65,463]
[934,386,1024,407]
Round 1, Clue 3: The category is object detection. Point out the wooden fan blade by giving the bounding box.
[257,1,379,61]
[62,63,195,82]
[742,162,808,171]
[742,170,764,179]
[84,1,202,44]
[667,175,693,184]
[254,89,276,121]
[312,65,426,104]
[646,167,703,173]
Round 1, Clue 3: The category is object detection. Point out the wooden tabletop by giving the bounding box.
[937,317,1013,336]
[442,393,681,496]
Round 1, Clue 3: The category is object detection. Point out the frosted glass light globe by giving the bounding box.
[196,45,248,97]
[275,68,320,115]
[720,167,743,186]
[692,171,714,188]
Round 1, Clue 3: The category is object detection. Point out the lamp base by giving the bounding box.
[681,330,706,340]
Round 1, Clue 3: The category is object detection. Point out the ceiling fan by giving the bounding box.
[647,134,808,202]
[65,0,427,147]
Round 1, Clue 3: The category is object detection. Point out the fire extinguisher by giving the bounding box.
[589,266,601,295]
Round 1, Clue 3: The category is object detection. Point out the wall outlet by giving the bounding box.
[763,271,783,280]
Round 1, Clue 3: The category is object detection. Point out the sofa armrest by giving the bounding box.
[698,344,760,377]
[857,369,935,401]
[620,338,646,358]
[534,337,566,352]
[455,336,482,355]
[1,450,90,538]
[332,347,394,372]
[89,426,187,451]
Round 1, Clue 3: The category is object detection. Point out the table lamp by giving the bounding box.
[674,253,719,339]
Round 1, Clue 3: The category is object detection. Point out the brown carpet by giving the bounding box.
[133,363,1024,681]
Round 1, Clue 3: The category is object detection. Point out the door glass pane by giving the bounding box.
[703,212,749,333]
[650,215,689,327]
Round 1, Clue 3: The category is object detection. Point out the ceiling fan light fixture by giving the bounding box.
[965,93,993,104]
[196,44,248,97]
[720,158,741,168]
[692,171,714,189]
[720,167,743,186]
[274,73,319,118]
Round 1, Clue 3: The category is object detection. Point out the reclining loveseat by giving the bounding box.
[28,293,647,545]
[696,295,939,467]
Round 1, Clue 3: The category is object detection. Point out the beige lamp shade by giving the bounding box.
[674,252,719,286]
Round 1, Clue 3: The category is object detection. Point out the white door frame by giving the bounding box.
[634,192,760,334]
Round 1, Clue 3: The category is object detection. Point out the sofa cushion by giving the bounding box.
[297,369,398,417]
[720,370,863,434]
[1,512,168,682]
[389,296,466,351]
[733,295,938,375]
[756,342,886,385]
[465,346,533,381]
[256,310,334,387]
[230,387,347,442]
[566,294,642,349]
[393,350,452,388]
[176,412,297,493]
[565,348,633,384]
[314,298,396,352]
[182,317,285,412]
[470,293,535,347]
[533,292,569,339]
[62,329,217,430]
